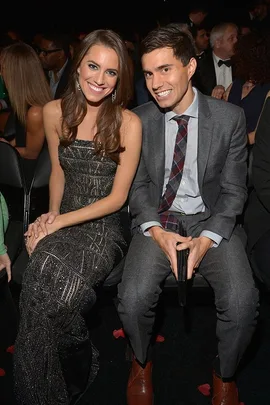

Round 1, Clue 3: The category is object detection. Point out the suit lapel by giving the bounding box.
[197,92,213,191]
[151,110,165,194]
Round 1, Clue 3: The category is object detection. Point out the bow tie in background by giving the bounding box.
[218,59,231,68]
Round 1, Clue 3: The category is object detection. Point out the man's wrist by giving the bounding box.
[148,226,164,240]
[199,236,214,249]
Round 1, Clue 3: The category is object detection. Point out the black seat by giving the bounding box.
[0,142,51,232]
[0,142,27,257]
[0,143,51,282]
[28,144,51,224]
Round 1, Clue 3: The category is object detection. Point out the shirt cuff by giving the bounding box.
[200,230,223,247]
[0,99,7,110]
[0,245,7,255]
[140,221,162,236]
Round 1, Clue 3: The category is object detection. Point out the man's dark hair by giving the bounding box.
[41,31,71,57]
[141,24,196,67]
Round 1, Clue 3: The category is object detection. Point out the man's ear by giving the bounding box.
[188,57,197,80]
[215,38,221,49]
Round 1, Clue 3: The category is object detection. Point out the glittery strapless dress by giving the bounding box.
[14,140,126,405]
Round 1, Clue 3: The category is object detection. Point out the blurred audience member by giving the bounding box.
[224,31,270,145]
[0,42,52,186]
[244,93,270,291]
[0,191,11,282]
[37,31,72,99]
[194,22,238,98]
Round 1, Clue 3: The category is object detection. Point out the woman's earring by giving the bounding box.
[76,80,81,91]
[112,89,116,103]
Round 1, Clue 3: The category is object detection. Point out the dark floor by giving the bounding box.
[1,277,270,405]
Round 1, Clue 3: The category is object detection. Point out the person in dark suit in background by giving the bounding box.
[37,31,72,100]
[193,21,238,99]
[244,93,270,292]
[117,24,258,405]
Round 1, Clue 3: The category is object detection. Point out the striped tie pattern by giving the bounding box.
[158,115,190,231]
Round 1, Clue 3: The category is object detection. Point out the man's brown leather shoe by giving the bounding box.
[212,371,240,405]
[127,359,153,405]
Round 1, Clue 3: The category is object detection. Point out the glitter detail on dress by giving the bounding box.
[14,140,126,404]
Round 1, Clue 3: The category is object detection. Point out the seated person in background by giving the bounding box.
[244,93,270,291]
[194,22,238,98]
[117,24,259,405]
[37,31,72,100]
[13,29,142,405]
[0,33,17,134]
[224,31,270,145]
[0,42,52,187]
[189,23,210,61]
[0,191,11,282]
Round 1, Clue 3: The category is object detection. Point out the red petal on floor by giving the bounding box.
[0,369,6,376]
[155,334,165,342]
[112,328,126,339]
[197,383,211,396]
[6,345,14,354]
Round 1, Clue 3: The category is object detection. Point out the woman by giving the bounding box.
[0,192,11,281]
[13,29,142,405]
[224,31,270,145]
[0,42,52,187]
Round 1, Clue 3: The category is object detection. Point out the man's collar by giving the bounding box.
[165,87,198,122]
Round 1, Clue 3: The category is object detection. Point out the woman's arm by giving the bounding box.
[26,101,65,238]
[43,100,65,215]
[0,193,11,281]
[15,106,45,159]
[50,110,142,232]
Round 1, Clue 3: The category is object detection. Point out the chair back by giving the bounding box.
[0,142,27,252]
[0,142,26,189]
[28,144,51,224]
[30,144,51,189]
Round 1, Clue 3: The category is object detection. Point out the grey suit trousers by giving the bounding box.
[117,219,259,378]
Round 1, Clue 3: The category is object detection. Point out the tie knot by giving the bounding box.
[218,59,231,68]
[172,115,190,126]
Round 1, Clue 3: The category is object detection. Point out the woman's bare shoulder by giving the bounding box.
[122,108,142,128]
[43,99,62,118]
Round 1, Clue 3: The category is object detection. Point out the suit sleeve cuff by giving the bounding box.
[200,230,223,247]
[140,221,162,236]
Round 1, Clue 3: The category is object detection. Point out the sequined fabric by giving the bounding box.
[14,140,126,405]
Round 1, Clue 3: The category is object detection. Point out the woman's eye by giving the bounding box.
[107,70,117,77]
[88,63,97,70]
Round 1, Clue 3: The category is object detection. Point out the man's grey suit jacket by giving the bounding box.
[129,90,248,241]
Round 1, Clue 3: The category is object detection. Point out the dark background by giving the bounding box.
[4,0,247,38]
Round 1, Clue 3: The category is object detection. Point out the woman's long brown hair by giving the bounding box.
[61,29,133,163]
[1,42,52,127]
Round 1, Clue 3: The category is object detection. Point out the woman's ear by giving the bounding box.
[77,67,80,74]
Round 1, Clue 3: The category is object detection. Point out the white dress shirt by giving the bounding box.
[212,52,232,91]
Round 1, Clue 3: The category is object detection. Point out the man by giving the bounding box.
[117,25,259,405]
[37,32,72,100]
[247,0,270,34]
[190,23,210,59]
[180,3,209,28]
[194,22,238,99]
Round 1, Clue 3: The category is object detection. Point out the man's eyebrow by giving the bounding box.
[143,64,173,74]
